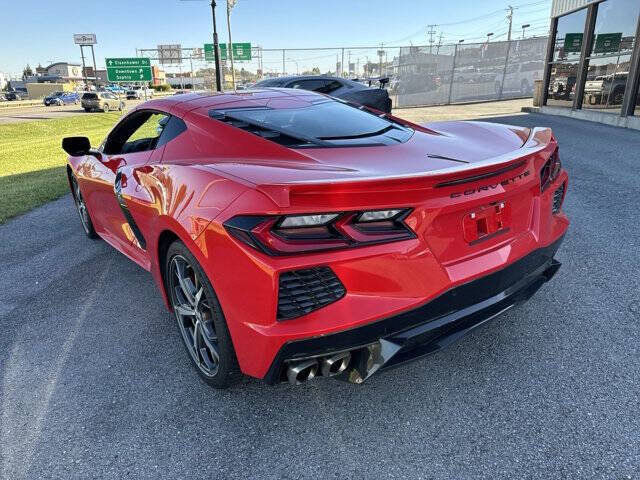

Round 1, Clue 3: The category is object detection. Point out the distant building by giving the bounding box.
[152,66,166,86]
[45,62,84,81]
[0,72,6,90]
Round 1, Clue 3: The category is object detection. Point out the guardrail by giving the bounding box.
[0,99,43,109]
[0,90,176,110]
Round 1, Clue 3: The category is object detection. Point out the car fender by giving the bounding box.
[117,162,250,308]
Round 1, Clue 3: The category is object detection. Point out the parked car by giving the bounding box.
[81,92,124,112]
[254,75,392,112]
[104,84,126,94]
[395,72,439,95]
[62,88,568,388]
[584,72,628,106]
[126,87,154,100]
[44,91,65,106]
[496,61,543,95]
[548,75,577,100]
[5,90,26,101]
[44,92,80,106]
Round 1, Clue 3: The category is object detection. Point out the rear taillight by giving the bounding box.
[540,149,561,192]
[224,209,414,255]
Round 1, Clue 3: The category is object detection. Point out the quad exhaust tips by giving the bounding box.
[286,359,318,385]
[321,352,351,377]
[286,351,352,385]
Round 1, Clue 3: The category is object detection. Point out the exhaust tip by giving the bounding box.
[321,352,352,377]
[286,359,318,385]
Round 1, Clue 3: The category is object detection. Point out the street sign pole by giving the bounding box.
[90,45,97,86]
[80,45,87,89]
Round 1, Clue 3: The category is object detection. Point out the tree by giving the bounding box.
[311,67,320,75]
[22,64,33,80]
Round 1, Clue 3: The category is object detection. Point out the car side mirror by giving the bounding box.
[62,136,101,159]
[62,136,91,156]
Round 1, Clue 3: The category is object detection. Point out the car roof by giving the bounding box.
[137,88,333,117]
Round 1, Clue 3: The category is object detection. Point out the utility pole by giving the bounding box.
[348,50,351,76]
[436,32,444,55]
[506,5,514,42]
[427,24,437,54]
[227,0,237,90]
[377,44,384,77]
[210,1,222,91]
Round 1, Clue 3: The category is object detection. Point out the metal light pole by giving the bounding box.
[211,1,223,91]
[227,0,237,91]
[521,23,531,39]
[287,58,299,75]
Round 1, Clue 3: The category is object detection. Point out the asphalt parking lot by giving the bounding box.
[1,112,639,479]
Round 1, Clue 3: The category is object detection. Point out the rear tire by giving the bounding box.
[102,103,110,113]
[165,240,242,389]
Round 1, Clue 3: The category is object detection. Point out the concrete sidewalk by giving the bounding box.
[394,98,533,123]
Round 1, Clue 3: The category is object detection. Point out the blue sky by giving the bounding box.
[2,0,551,76]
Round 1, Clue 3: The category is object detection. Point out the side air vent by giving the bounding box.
[552,182,565,214]
[277,267,346,320]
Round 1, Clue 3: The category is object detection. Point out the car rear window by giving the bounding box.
[254,78,285,87]
[223,101,389,138]
[82,93,98,100]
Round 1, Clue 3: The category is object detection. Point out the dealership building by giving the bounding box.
[540,0,640,128]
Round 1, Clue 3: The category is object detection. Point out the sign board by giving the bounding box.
[563,33,583,53]
[74,33,97,45]
[106,58,152,82]
[204,43,252,61]
[594,32,622,54]
[158,44,182,65]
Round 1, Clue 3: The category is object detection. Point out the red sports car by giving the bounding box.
[62,89,568,388]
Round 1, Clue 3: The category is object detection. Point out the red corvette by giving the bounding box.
[62,89,568,388]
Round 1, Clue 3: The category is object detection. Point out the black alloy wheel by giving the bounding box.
[166,241,241,388]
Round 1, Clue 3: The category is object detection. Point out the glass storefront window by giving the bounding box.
[590,0,640,57]
[553,8,588,62]
[582,54,632,111]
[547,61,580,107]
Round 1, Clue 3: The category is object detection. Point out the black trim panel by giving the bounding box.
[435,160,526,188]
[114,170,147,250]
[263,235,564,384]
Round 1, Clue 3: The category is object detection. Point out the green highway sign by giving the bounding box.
[563,33,583,53]
[106,57,152,82]
[594,32,622,54]
[204,42,252,61]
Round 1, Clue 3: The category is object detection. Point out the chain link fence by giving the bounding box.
[138,38,547,108]
[394,37,548,107]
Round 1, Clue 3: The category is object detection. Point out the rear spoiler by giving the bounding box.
[255,127,554,207]
[352,77,390,88]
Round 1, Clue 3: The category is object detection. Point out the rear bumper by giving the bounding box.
[263,234,564,384]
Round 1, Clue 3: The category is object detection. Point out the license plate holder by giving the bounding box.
[463,201,510,245]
